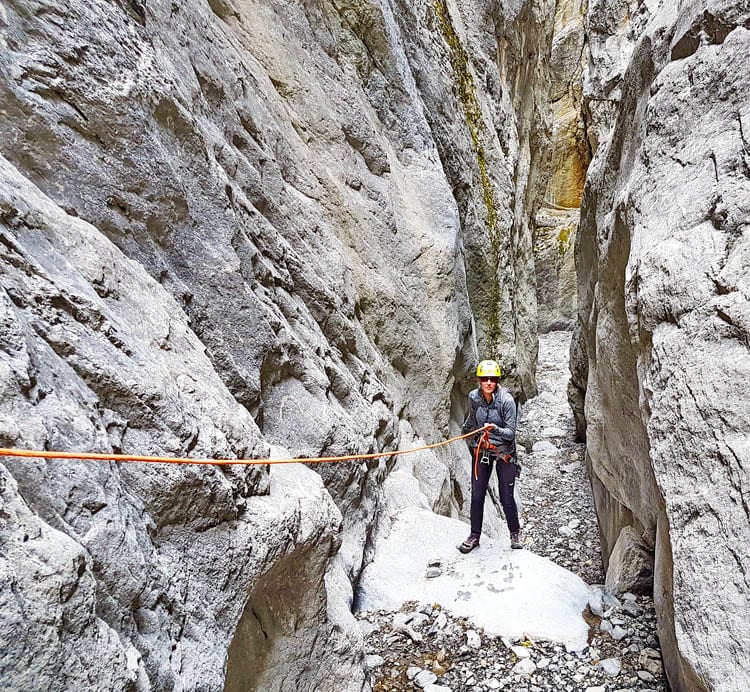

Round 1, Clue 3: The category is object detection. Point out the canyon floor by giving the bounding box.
[355,331,668,692]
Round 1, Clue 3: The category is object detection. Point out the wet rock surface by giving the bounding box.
[357,332,667,691]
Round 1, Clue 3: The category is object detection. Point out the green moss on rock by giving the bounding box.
[434,0,502,346]
[556,224,573,257]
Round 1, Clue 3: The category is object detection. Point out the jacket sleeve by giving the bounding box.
[461,393,478,447]
[493,392,517,442]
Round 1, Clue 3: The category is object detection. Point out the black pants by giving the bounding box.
[470,453,520,535]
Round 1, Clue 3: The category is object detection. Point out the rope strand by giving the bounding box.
[0,426,490,467]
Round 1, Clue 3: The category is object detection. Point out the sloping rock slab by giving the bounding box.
[356,508,593,651]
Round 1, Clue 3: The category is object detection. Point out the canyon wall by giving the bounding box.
[570,1,750,690]
[0,0,554,688]
[534,0,588,334]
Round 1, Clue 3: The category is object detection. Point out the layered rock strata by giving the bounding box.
[570,2,750,690]
[0,0,555,688]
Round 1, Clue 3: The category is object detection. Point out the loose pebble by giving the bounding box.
[532,440,558,455]
[511,645,531,659]
[414,669,438,687]
[365,654,384,669]
[611,626,628,641]
[599,657,622,676]
[513,658,537,675]
[588,591,604,616]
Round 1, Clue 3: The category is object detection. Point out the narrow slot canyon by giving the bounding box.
[1,1,748,691]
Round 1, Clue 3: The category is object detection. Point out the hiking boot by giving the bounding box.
[458,533,480,554]
[510,531,523,549]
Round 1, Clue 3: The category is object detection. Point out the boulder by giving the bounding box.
[605,525,655,596]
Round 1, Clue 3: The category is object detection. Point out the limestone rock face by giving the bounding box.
[571,2,750,690]
[582,0,656,152]
[534,0,587,333]
[548,0,589,210]
[0,0,555,689]
[534,206,578,333]
[0,159,358,689]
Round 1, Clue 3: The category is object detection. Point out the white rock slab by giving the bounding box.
[356,508,593,650]
[532,440,558,456]
[541,426,567,438]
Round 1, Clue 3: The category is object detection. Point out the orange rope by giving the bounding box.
[0,426,491,467]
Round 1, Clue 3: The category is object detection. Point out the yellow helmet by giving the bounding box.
[476,360,501,378]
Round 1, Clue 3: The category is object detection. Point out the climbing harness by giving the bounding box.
[0,425,492,467]
[472,426,513,480]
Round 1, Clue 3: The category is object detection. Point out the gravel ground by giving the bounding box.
[356,332,668,692]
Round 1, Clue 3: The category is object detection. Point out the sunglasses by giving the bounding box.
[479,377,498,383]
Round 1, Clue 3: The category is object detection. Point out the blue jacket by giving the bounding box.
[461,387,517,456]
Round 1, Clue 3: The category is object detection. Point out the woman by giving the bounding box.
[459,359,522,552]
